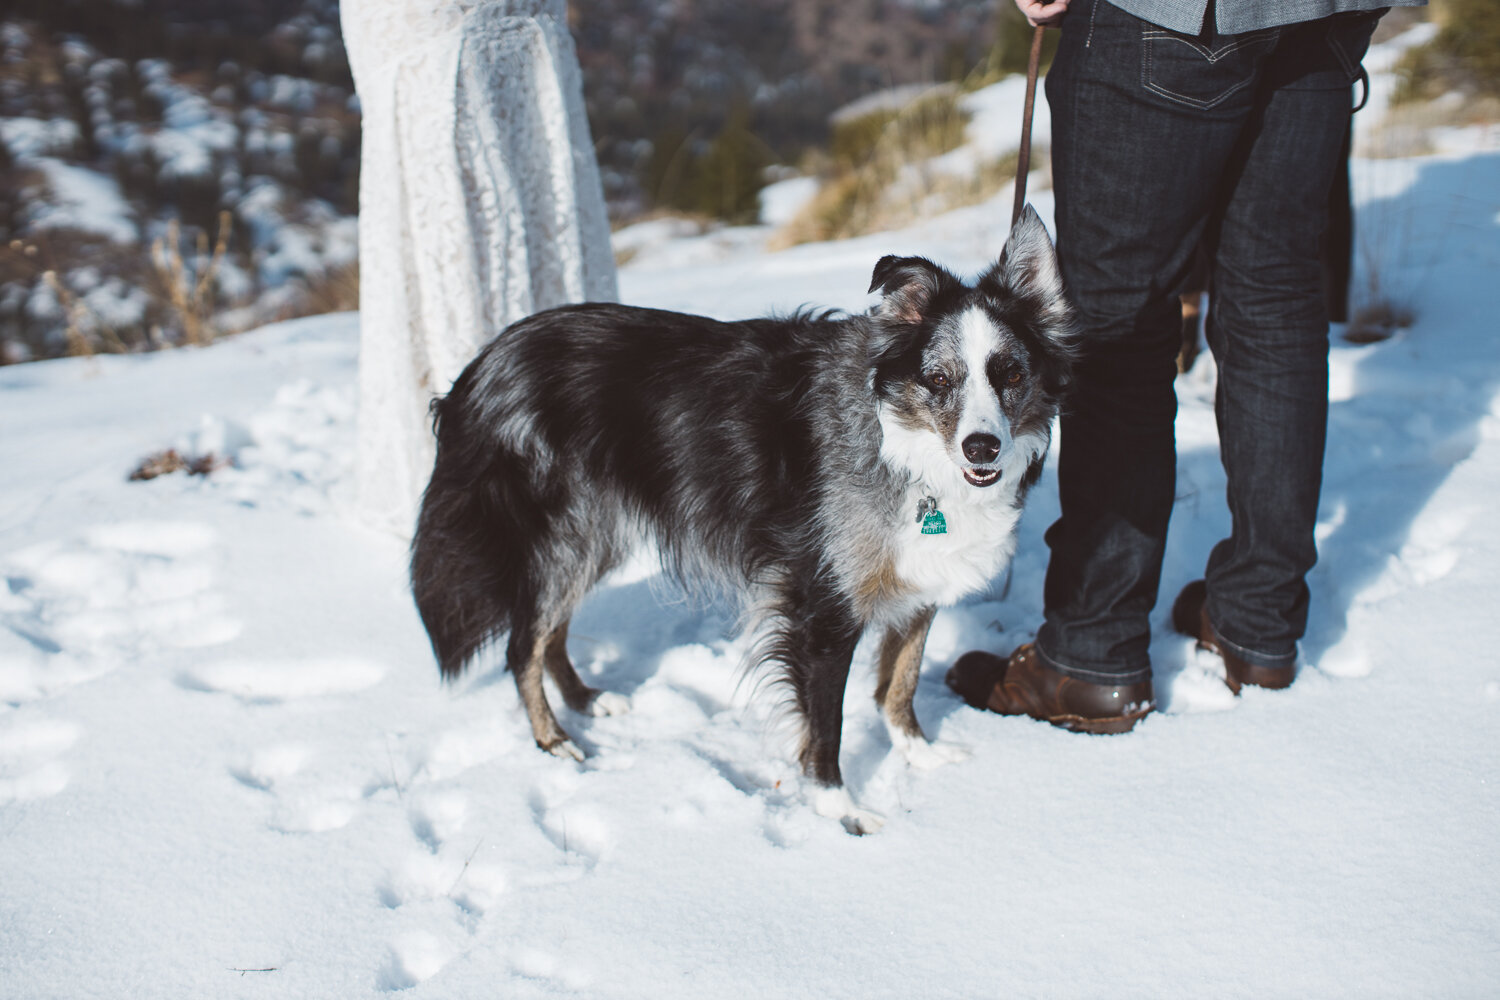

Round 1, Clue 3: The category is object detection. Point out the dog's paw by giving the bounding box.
[587,691,631,717]
[840,808,886,836]
[902,738,972,770]
[888,725,972,770]
[546,740,585,763]
[812,785,886,836]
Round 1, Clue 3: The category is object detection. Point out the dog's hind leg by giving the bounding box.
[542,620,630,718]
[508,620,584,762]
[876,607,970,770]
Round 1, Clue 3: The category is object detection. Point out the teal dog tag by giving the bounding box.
[916,496,947,535]
[912,497,948,536]
[920,509,947,535]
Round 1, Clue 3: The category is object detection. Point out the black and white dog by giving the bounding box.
[411,207,1074,832]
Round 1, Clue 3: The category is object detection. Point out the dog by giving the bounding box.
[411,206,1074,832]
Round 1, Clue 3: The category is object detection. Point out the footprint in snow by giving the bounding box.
[378,841,506,916]
[528,775,611,867]
[0,716,80,803]
[229,742,364,834]
[1350,505,1474,607]
[1317,637,1372,679]
[1394,505,1471,588]
[374,839,503,992]
[408,789,467,851]
[511,945,594,992]
[377,930,456,992]
[0,520,239,703]
[229,743,308,791]
[269,794,359,834]
[406,723,521,784]
[202,381,355,515]
[533,803,611,866]
[179,656,384,702]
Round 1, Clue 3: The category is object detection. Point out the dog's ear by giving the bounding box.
[984,205,1071,331]
[868,255,947,325]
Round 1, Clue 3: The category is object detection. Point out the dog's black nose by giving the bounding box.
[962,433,1001,464]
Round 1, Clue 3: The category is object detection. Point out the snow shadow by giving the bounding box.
[458,569,739,705]
[1159,150,1500,694]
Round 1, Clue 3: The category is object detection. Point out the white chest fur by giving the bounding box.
[877,404,1047,609]
[892,481,1021,606]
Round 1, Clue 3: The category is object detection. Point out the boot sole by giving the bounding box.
[1048,710,1150,735]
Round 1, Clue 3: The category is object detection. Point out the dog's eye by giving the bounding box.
[1006,370,1023,385]
[926,370,950,389]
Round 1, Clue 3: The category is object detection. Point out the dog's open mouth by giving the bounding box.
[963,467,1001,488]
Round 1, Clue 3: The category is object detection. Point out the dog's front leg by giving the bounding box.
[783,604,883,834]
[876,607,971,769]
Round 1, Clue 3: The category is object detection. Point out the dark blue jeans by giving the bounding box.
[1033,0,1384,684]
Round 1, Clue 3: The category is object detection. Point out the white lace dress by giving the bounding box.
[341,0,618,535]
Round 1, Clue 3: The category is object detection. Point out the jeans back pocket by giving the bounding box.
[1141,25,1280,111]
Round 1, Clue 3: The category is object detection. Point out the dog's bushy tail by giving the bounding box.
[411,394,545,681]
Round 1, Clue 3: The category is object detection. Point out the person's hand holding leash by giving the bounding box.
[1014,0,1067,27]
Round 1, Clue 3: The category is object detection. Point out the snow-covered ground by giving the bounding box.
[4,36,1500,999]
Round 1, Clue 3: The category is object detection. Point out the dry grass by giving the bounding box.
[1358,91,1500,159]
[42,269,125,356]
[1392,0,1500,106]
[298,259,359,315]
[2,230,155,357]
[772,88,1027,249]
[4,216,358,363]
[149,212,232,346]
[127,448,228,481]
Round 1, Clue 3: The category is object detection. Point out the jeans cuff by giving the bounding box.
[1209,625,1299,669]
[1032,639,1153,687]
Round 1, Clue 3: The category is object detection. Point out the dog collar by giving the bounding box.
[916,496,947,535]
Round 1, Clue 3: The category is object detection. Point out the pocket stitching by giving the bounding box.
[1140,30,1278,110]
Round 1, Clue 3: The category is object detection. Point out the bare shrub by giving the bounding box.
[148,212,231,346]
[2,229,158,357]
[1393,0,1500,105]
[772,88,1016,249]
[298,259,359,316]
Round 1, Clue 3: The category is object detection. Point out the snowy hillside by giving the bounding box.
[3,34,1500,1000]
[0,2,359,363]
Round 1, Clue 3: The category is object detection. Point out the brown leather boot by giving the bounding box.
[1171,580,1296,694]
[945,644,1154,735]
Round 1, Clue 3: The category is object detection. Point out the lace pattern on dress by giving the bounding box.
[341,0,618,536]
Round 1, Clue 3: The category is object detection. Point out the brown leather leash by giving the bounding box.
[1011,23,1047,228]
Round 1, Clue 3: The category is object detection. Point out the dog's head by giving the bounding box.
[868,206,1075,491]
